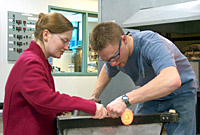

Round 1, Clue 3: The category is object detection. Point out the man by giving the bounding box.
[90,21,197,135]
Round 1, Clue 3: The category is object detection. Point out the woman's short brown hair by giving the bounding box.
[90,21,124,51]
[34,12,74,42]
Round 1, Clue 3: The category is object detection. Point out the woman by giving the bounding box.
[3,12,107,135]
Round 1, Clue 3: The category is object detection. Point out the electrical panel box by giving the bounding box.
[8,11,38,61]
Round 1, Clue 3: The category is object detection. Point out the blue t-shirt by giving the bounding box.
[105,30,197,100]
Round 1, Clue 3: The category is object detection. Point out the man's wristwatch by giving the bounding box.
[122,94,131,107]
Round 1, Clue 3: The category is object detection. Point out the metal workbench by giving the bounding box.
[56,112,179,135]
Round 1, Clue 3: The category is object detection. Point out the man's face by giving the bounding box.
[98,40,128,67]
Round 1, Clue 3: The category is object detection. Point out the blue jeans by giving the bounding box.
[134,93,197,135]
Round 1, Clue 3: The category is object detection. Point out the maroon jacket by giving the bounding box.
[3,41,96,135]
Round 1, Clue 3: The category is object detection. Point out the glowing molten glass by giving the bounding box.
[121,108,134,125]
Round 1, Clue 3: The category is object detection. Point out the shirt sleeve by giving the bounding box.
[19,57,96,115]
[141,32,176,75]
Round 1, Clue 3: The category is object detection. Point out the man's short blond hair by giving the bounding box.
[90,22,124,51]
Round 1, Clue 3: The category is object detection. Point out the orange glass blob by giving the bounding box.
[121,108,134,125]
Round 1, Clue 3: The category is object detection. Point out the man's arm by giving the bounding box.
[91,64,112,102]
[127,66,181,104]
[106,66,181,117]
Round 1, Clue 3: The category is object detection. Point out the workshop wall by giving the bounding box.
[0,0,98,102]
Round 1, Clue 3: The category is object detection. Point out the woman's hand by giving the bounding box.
[92,103,107,119]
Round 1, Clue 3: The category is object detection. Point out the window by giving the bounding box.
[49,6,98,76]
[87,14,98,73]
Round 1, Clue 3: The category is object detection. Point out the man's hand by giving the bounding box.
[106,96,127,118]
[90,95,101,103]
[92,103,107,119]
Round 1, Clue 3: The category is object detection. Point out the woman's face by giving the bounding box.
[45,30,72,58]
